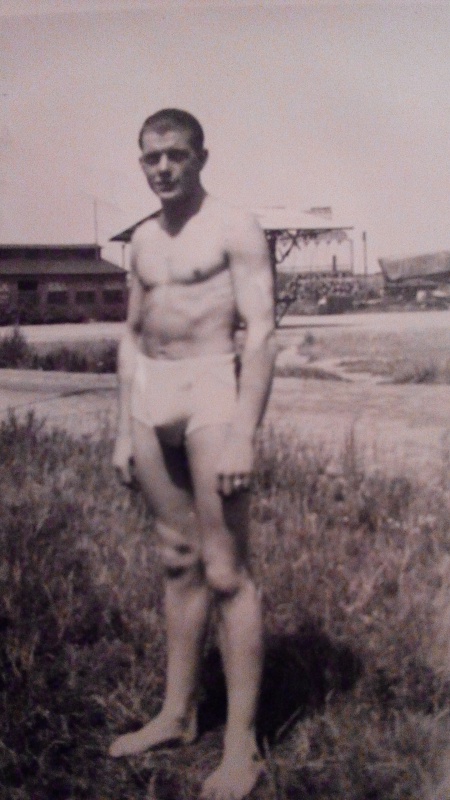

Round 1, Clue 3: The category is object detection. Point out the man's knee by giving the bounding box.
[155,519,200,578]
[203,559,246,596]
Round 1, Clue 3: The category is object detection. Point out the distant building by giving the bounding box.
[378,251,450,302]
[0,244,128,324]
[379,251,450,284]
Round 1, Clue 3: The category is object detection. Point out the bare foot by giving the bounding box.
[109,711,197,758]
[200,751,266,800]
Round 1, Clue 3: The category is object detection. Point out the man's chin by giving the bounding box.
[159,191,188,207]
[148,182,179,198]
[151,187,181,203]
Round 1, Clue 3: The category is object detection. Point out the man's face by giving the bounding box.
[139,127,206,204]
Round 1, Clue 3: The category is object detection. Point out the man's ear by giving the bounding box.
[138,155,147,175]
[199,148,209,170]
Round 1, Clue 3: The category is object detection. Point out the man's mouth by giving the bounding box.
[155,182,177,192]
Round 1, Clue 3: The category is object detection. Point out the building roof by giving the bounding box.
[0,258,126,278]
[379,251,450,282]
[0,244,100,252]
[0,243,127,277]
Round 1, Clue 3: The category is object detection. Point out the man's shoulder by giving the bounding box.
[205,196,263,243]
[206,195,258,224]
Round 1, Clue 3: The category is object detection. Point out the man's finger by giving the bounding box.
[239,473,252,490]
[115,465,131,485]
[217,473,233,496]
[115,464,139,490]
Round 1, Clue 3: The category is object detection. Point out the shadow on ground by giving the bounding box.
[198,622,362,746]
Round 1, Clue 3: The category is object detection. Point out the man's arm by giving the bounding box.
[217,213,276,495]
[113,249,144,485]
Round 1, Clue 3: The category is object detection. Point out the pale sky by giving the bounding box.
[0,0,449,272]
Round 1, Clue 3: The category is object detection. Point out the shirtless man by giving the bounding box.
[109,109,276,800]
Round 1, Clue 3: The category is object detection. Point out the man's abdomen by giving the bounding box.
[140,271,238,359]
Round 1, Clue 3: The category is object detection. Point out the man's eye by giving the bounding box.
[167,149,188,163]
[142,154,159,166]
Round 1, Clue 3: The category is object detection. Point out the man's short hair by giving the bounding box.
[138,109,205,155]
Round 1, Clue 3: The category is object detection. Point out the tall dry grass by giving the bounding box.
[1,414,449,799]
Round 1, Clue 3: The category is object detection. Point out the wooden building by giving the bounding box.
[0,244,128,324]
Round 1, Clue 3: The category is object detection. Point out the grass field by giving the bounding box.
[1,412,450,800]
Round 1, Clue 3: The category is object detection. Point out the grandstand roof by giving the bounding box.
[254,208,353,232]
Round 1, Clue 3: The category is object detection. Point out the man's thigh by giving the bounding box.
[131,418,194,527]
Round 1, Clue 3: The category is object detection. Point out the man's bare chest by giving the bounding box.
[135,223,229,289]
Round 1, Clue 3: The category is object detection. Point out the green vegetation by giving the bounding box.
[1,413,449,799]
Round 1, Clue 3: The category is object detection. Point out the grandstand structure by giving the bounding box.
[254,208,354,321]
[111,207,355,323]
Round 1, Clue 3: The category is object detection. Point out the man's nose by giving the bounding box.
[158,153,171,172]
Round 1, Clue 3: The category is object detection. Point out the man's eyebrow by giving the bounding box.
[144,146,189,155]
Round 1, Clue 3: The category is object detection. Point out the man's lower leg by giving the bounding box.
[201,576,265,800]
[109,564,210,757]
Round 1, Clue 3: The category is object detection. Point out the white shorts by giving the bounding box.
[131,351,238,438]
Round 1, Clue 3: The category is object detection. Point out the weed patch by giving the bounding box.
[274,364,347,381]
[0,328,117,372]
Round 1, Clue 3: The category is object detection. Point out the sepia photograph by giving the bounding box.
[1,1,449,798]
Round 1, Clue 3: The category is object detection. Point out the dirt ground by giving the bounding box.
[1,310,450,481]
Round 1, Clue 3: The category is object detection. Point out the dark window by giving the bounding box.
[47,291,68,305]
[103,289,123,304]
[76,290,96,305]
[18,279,38,291]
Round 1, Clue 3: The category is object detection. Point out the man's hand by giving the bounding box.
[216,434,254,497]
[112,433,137,488]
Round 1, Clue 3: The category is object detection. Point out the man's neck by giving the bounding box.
[160,185,206,234]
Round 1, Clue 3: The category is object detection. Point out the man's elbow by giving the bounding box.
[117,327,139,375]
[246,316,276,354]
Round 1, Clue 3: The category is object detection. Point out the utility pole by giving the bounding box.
[93,198,99,250]
[362,231,368,276]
